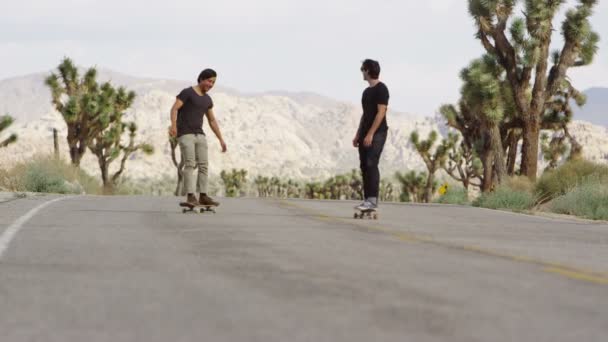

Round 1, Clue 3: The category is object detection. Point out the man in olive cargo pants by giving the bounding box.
[169,68,227,206]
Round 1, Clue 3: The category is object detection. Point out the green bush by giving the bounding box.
[435,187,469,205]
[551,178,608,221]
[0,155,100,194]
[24,165,71,193]
[536,159,608,200]
[473,186,536,212]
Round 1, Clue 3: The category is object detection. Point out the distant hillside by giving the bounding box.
[0,70,433,181]
[574,87,608,127]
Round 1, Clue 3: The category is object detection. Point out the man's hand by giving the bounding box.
[169,125,177,138]
[220,139,227,153]
[363,133,374,147]
[352,134,360,148]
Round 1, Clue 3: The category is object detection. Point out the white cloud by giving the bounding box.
[1,0,607,116]
[427,0,458,12]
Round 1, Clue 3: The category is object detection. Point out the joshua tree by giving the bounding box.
[46,58,136,167]
[89,121,153,193]
[347,169,363,200]
[169,134,185,196]
[45,58,95,166]
[442,132,483,190]
[468,0,599,179]
[410,130,450,202]
[379,179,396,202]
[395,170,431,203]
[284,179,302,199]
[304,182,324,200]
[254,175,271,197]
[540,132,568,170]
[220,169,248,197]
[45,58,153,192]
[542,79,585,161]
[0,114,17,148]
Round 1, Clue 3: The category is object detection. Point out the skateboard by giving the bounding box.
[354,208,378,220]
[179,202,217,214]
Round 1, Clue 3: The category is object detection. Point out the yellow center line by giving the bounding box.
[544,267,608,285]
[279,200,608,285]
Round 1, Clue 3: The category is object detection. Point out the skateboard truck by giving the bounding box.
[354,209,378,220]
[180,202,217,214]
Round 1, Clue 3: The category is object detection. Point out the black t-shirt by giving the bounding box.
[359,82,389,136]
[176,87,214,137]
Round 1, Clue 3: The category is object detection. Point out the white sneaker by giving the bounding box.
[356,201,376,211]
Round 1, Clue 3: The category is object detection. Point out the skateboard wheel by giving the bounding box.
[182,209,187,213]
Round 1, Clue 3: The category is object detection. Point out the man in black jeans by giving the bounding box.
[353,59,389,210]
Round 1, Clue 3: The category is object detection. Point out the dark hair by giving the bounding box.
[361,59,381,79]
[197,69,217,82]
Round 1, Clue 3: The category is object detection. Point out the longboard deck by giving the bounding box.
[353,208,378,220]
[179,202,217,214]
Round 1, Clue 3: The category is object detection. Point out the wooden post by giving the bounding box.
[53,128,59,158]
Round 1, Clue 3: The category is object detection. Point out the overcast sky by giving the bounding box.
[1,0,606,116]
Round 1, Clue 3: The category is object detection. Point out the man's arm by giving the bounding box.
[206,108,227,152]
[169,99,184,137]
[362,104,387,146]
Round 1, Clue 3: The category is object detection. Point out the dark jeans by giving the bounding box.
[358,130,387,199]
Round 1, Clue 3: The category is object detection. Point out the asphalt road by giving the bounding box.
[1,195,607,342]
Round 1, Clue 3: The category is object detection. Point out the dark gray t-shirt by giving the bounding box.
[176,87,214,137]
[359,82,389,137]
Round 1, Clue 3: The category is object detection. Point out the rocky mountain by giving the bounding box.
[0,70,433,182]
[1,70,607,183]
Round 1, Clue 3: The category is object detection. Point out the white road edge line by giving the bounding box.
[0,196,72,260]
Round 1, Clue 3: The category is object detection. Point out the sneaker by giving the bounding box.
[186,193,198,206]
[356,201,376,211]
[354,201,367,209]
[199,194,219,207]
